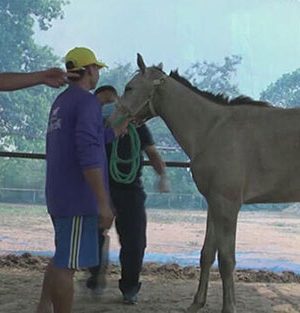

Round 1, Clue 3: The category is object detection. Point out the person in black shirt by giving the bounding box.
[86,85,169,304]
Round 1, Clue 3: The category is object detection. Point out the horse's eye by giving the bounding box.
[125,86,132,92]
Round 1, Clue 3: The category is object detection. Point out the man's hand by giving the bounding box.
[145,144,170,192]
[155,174,171,193]
[112,116,131,137]
[41,68,79,88]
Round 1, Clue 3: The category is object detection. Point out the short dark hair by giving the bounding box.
[65,61,86,81]
[94,85,117,95]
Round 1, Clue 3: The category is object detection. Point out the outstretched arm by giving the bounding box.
[144,144,170,192]
[0,68,77,91]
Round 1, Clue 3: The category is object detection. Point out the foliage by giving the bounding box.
[184,55,242,97]
[99,63,134,95]
[260,68,300,108]
[0,0,68,198]
[0,0,68,71]
[0,0,69,152]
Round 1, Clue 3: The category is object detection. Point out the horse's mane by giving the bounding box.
[169,70,271,108]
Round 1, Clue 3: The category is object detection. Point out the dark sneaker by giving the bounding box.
[86,276,105,296]
[86,276,98,290]
[121,282,141,305]
[123,291,138,305]
[86,269,107,290]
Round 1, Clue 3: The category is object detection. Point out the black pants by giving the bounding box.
[88,231,105,278]
[111,187,147,294]
[88,187,146,294]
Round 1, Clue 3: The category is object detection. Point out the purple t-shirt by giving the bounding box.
[45,84,115,217]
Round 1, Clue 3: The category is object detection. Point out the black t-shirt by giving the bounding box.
[106,124,154,190]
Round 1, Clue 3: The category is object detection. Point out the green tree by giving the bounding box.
[99,63,134,95]
[260,68,300,108]
[0,0,68,201]
[184,55,242,97]
[0,0,69,152]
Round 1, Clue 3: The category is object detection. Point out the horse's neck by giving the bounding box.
[155,78,223,160]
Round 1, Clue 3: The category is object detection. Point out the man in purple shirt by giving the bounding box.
[36,47,128,313]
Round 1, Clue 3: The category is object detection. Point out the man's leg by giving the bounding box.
[36,261,53,313]
[37,215,99,312]
[37,260,75,313]
[86,229,105,290]
[113,188,147,303]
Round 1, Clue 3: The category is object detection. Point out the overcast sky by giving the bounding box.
[34,0,300,97]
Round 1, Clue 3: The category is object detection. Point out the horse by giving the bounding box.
[117,54,300,313]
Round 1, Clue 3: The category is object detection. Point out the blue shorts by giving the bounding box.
[51,215,99,270]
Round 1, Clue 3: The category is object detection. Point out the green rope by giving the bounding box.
[109,122,141,184]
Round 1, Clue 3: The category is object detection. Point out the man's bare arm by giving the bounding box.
[0,68,78,91]
[145,145,166,175]
[145,145,170,192]
[83,167,114,229]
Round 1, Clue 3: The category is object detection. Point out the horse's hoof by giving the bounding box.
[186,303,202,313]
[221,308,236,313]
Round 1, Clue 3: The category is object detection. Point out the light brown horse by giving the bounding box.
[117,54,300,313]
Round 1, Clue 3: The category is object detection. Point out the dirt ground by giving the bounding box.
[1,206,300,312]
[1,207,300,269]
[0,254,300,313]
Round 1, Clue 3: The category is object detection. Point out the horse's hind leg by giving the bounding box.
[187,208,217,312]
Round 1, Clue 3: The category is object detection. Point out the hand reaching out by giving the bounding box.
[41,68,79,88]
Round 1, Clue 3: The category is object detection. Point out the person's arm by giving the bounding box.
[0,68,78,91]
[76,98,114,229]
[106,107,131,138]
[145,144,170,192]
[83,168,113,229]
[104,119,130,144]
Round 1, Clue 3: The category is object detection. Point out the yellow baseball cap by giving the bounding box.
[65,47,107,71]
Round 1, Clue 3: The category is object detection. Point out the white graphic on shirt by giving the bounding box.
[47,106,62,133]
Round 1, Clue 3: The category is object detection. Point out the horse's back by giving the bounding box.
[191,106,300,204]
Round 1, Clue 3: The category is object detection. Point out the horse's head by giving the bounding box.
[117,54,166,124]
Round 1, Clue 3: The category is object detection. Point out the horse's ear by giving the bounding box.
[137,53,146,74]
[157,62,163,70]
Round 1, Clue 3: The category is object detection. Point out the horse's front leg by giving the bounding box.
[187,208,216,313]
[212,196,239,313]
